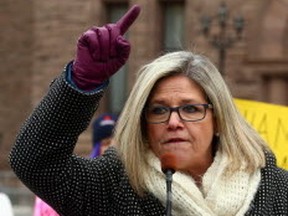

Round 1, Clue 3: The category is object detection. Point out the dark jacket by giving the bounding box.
[9,68,288,216]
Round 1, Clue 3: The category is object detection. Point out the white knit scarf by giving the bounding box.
[143,151,260,216]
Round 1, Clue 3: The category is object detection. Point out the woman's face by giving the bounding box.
[146,75,216,175]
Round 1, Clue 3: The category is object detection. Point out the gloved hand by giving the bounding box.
[72,5,141,90]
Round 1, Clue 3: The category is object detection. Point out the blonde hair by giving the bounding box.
[114,51,270,195]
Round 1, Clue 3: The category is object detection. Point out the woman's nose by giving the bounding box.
[167,111,183,129]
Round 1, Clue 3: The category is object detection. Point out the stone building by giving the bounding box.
[1,0,288,210]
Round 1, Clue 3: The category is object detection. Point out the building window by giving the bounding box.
[106,4,128,114]
[263,75,288,105]
[162,2,185,52]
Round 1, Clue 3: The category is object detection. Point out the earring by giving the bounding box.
[215,132,220,137]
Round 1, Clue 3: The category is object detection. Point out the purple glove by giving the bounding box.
[72,5,141,90]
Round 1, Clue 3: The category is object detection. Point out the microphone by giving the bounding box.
[160,153,177,216]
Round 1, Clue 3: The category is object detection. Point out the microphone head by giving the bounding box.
[160,153,177,174]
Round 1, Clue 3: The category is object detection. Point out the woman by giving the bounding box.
[114,51,287,215]
[9,5,287,216]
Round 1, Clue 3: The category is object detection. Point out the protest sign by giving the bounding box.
[235,99,288,170]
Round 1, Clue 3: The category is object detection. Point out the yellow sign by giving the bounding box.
[235,99,288,170]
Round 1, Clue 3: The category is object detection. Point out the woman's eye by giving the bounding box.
[182,105,198,113]
[150,106,167,115]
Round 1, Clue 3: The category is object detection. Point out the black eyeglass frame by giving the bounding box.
[145,103,213,124]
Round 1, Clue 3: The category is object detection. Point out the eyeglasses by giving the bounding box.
[145,103,213,124]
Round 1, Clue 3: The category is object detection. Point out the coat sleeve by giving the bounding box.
[9,65,106,215]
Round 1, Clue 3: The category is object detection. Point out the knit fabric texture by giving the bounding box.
[9,66,288,216]
[144,151,261,216]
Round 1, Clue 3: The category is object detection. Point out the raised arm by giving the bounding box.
[9,5,141,215]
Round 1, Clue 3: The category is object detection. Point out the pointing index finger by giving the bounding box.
[117,5,141,35]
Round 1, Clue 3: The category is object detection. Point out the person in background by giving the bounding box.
[33,197,59,216]
[9,4,288,216]
[33,113,117,216]
[0,192,14,216]
[90,113,118,158]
